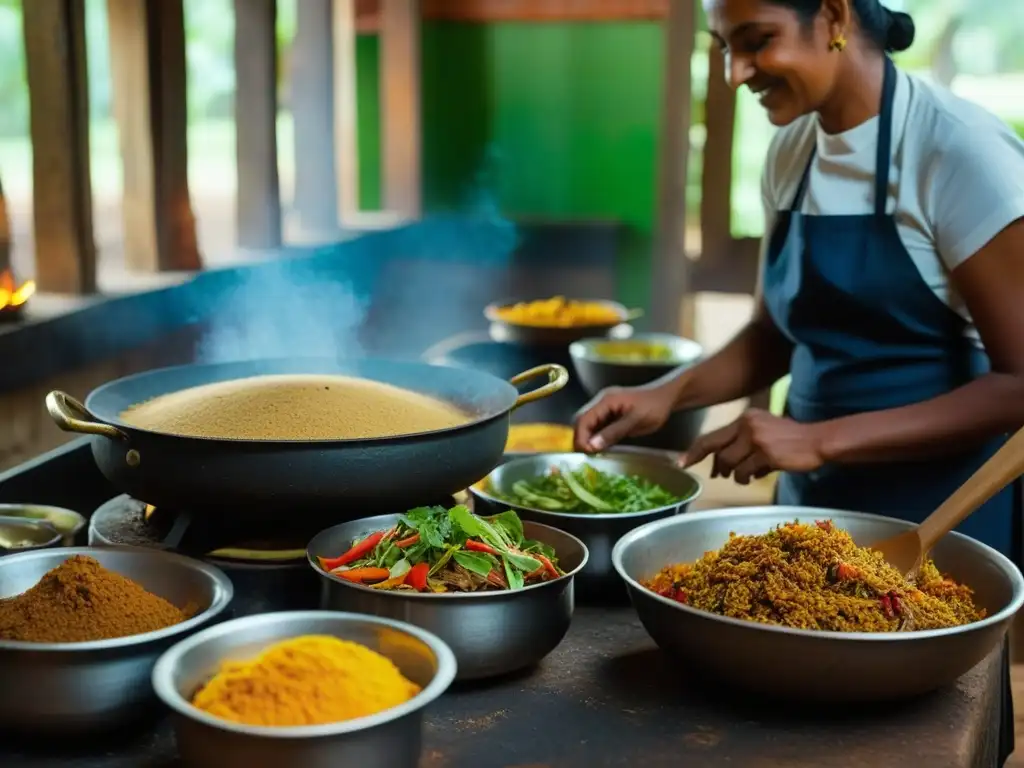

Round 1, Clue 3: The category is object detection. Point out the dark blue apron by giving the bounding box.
[763,58,1016,763]
[762,57,1015,559]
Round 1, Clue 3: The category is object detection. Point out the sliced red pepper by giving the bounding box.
[535,554,560,579]
[318,530,388,571]
[406,562,429,592]
[880,593,894,619]
[394,533,420,548]
[465,539,499,555]
[486,569,508,589]
[336,566,390,584]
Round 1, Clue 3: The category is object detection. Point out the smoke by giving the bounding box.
[194,257,369,363]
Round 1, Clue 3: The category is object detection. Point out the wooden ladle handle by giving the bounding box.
[917,425,1024,554]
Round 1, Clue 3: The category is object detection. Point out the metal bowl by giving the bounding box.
[0,516,63,554]
[485,297,636,346]
[569,333,707,451]
[152,611,457,768]
[612,506,1024,702]
[0,503,87,546]
[307,516,588,680]
[0,546,234,733]
[470,451,701,598]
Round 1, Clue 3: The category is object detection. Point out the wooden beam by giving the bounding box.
[333,0,361,220]
[234,0,282,249]
[379,0,422,219]
[21,0,97,294]
[292,0,339,234]
[649,0,696,332]
[699,46,737,265]
[107,0,200,272]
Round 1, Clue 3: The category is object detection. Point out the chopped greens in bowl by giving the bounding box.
[491,462,684,515]
[314,505,565,593]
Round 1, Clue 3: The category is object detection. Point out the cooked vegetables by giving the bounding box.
[495,463,682,514]
[493,297,622,328]
[316,505,564,593]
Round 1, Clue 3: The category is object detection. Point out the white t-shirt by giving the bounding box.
[762,68,1024,344]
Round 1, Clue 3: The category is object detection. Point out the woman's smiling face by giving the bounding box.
[703,0,843,126]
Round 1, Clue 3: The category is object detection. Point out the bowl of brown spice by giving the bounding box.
[0,546,233,734]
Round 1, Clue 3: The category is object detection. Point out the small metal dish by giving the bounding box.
[0,503,86,546]
[0,546,234,734]
[470,451,701,597]
[0,516,63,554]
[152,611,458,768]
[308,517,588,680]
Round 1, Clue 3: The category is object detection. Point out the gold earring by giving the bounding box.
[829,34,847,52]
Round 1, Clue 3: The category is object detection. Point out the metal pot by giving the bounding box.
[152,611,457,768]
[470,451,702,600]
[613,506,1024,702]
[485,297,637,346]
[0,546,233,734]
[307,515,588,680]
[44,358,567,520]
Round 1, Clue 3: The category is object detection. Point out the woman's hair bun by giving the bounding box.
[885,9,916,52]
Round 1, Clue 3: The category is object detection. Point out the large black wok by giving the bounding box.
[45,358,568,520]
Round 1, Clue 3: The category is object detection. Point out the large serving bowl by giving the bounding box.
[152,611,457,768]
[307,516,588,680]
[0,546,233,733]
[569,333,707,450]
[471,451,701,598]
[613,506,1024,702]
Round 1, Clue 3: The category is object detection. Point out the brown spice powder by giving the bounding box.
[0,554,189,643]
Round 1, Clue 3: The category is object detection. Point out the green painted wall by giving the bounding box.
[355,22,665,309]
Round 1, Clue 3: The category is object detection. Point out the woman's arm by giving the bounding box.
[818,217,1024,464]
[658,299,793,411]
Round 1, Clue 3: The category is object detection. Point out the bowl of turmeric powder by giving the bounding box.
[0,546,234,735]
[152,610,457,768]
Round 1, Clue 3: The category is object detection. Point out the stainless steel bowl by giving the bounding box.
[308,516,588,680]
[612,506,1024,702]
[0,516,63,554]
[0,546,234,733]
[152,611,457,768]
[0,503,87,547]
[470,451,701,597]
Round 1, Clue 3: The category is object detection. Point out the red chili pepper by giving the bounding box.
[394,533,420,548]
[486,569,508,589]
[336,567,391,584]
[535,554,560,579]
[880,594,894,618]
[465,539,499,555]
[406,562,430,592]
[318,530,388,571]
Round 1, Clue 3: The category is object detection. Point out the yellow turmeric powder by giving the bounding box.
[190,634,421,727]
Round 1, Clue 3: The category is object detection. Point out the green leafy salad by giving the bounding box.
[315,505,564,593]
[495,463,682,514]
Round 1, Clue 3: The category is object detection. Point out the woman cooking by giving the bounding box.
[575,1,1024,761]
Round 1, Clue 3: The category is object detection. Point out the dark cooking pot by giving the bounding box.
[45,358,568,521]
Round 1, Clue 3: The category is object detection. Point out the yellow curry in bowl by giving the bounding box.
[587,341,677,364]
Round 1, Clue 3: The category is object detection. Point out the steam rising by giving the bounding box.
[195,260,369,363]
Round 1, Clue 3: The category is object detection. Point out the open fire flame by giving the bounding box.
[0,270,35,312]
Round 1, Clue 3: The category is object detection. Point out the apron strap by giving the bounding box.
[874,57,898,218]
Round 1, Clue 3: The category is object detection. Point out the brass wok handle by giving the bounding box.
[45,391,129,442]
[509,364,570,410]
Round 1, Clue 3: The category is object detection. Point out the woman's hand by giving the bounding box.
[683,409,827,484]
[573,384,677,453]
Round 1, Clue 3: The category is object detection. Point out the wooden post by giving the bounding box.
[21,0,97,293]
[379,0,422,219]
[234,0,282,249]
[0,174,10,276]
[650,0,696,333]
[107,0,201,272]
[699,46,737,265]
[333,0,361,220]
[291,0,339,234]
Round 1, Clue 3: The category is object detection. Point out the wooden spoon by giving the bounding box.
[872,425,1024,578]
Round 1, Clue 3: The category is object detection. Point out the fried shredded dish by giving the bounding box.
[642,520,984,632]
